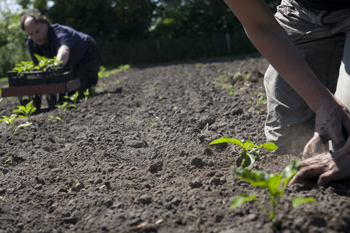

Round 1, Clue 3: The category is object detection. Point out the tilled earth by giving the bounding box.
[1,56,350,233]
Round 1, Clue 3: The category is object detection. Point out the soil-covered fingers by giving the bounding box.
[289,154,331,185]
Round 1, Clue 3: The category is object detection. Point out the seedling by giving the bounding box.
[0,114,17,137]
[5,156,13,164]
[0,114,32,138]
[13,100,36,123]
[63,91,79,109]
[48,115,61,121]
[83,89,89,101]
[13,60,35,75]
[33,54,62,72]
[13,54,62,75]
[210,137,277,168]
[56,102,68,112]
[231,160,316,230]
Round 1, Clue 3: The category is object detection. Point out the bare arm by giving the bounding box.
[56,45,70,66]
[224,0,331,112]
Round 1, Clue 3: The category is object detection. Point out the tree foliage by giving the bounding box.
[0,1,29,77]
[0,0,281,77]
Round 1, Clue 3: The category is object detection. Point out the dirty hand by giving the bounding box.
[289,137,350,186]
[314,99,350,149]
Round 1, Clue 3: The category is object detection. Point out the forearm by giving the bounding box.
[224,0,335,112]
[56,45,70,67]
[248,26,334,112]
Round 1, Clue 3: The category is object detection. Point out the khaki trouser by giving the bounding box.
[264,0,350,155]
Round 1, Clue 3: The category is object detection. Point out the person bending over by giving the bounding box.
[20,9,101,94]
[224,0,350,186]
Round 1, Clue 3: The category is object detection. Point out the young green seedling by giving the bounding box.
[56,102,68,112]
[83,89,89,101]
[0,114,17,137]
[48,115,61,121]
[210,137,277,168]
[5,156,13,164]
[0,114,32,138]
[13,100,36,123]
[231,160,316,230]
[64,91,79,108]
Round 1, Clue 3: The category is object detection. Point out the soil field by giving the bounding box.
[0,56,350,233]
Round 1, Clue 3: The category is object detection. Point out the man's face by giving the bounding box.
[24,17,48,46]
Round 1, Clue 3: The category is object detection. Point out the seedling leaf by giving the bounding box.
[210,137,244,148]
[260,142,278,151]
[230,193,256,209]
[291,196,316,208]
[232,161,316,229]
[233,168,272,188]
[210,137,277,168]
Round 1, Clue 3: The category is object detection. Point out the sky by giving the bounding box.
[0,0,22,14]
[0,0,54,17]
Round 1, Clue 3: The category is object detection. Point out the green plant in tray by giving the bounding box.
[210,137,277,168]
[13,60,35,75]
[231,160,316,230]
[12,54,62,76]
[13,100,36,123]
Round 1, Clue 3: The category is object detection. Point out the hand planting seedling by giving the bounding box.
[0,114,32,138]
[210,137,277,168]
[13,100,36,123]
[231,160,316,230]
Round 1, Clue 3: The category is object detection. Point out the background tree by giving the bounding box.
[0,0,29,77]
[0,0,281,77]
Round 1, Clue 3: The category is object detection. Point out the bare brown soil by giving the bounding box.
[1,56,350,233]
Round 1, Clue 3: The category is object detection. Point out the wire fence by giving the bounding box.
[99,30,257,67]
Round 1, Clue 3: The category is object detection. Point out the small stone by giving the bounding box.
[149,162,163,173]
[191,157,205,168]
[189,178,203,188]
[139,194,152,204]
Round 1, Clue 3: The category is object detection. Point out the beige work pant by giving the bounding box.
[264,0,350,155]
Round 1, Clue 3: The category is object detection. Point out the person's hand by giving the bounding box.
[314,98,350,149]
[289,137,350,186]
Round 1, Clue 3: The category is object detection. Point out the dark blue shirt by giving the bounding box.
[295,0,350,10]
[27,24,92,68]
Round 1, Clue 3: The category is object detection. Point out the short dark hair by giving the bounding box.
[20,9,51,31]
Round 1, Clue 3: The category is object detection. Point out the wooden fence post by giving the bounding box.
[226,33,232,54]
[156,39,161,62]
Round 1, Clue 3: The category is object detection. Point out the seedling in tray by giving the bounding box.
[210,137,277,168]
[231,160,316,230]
